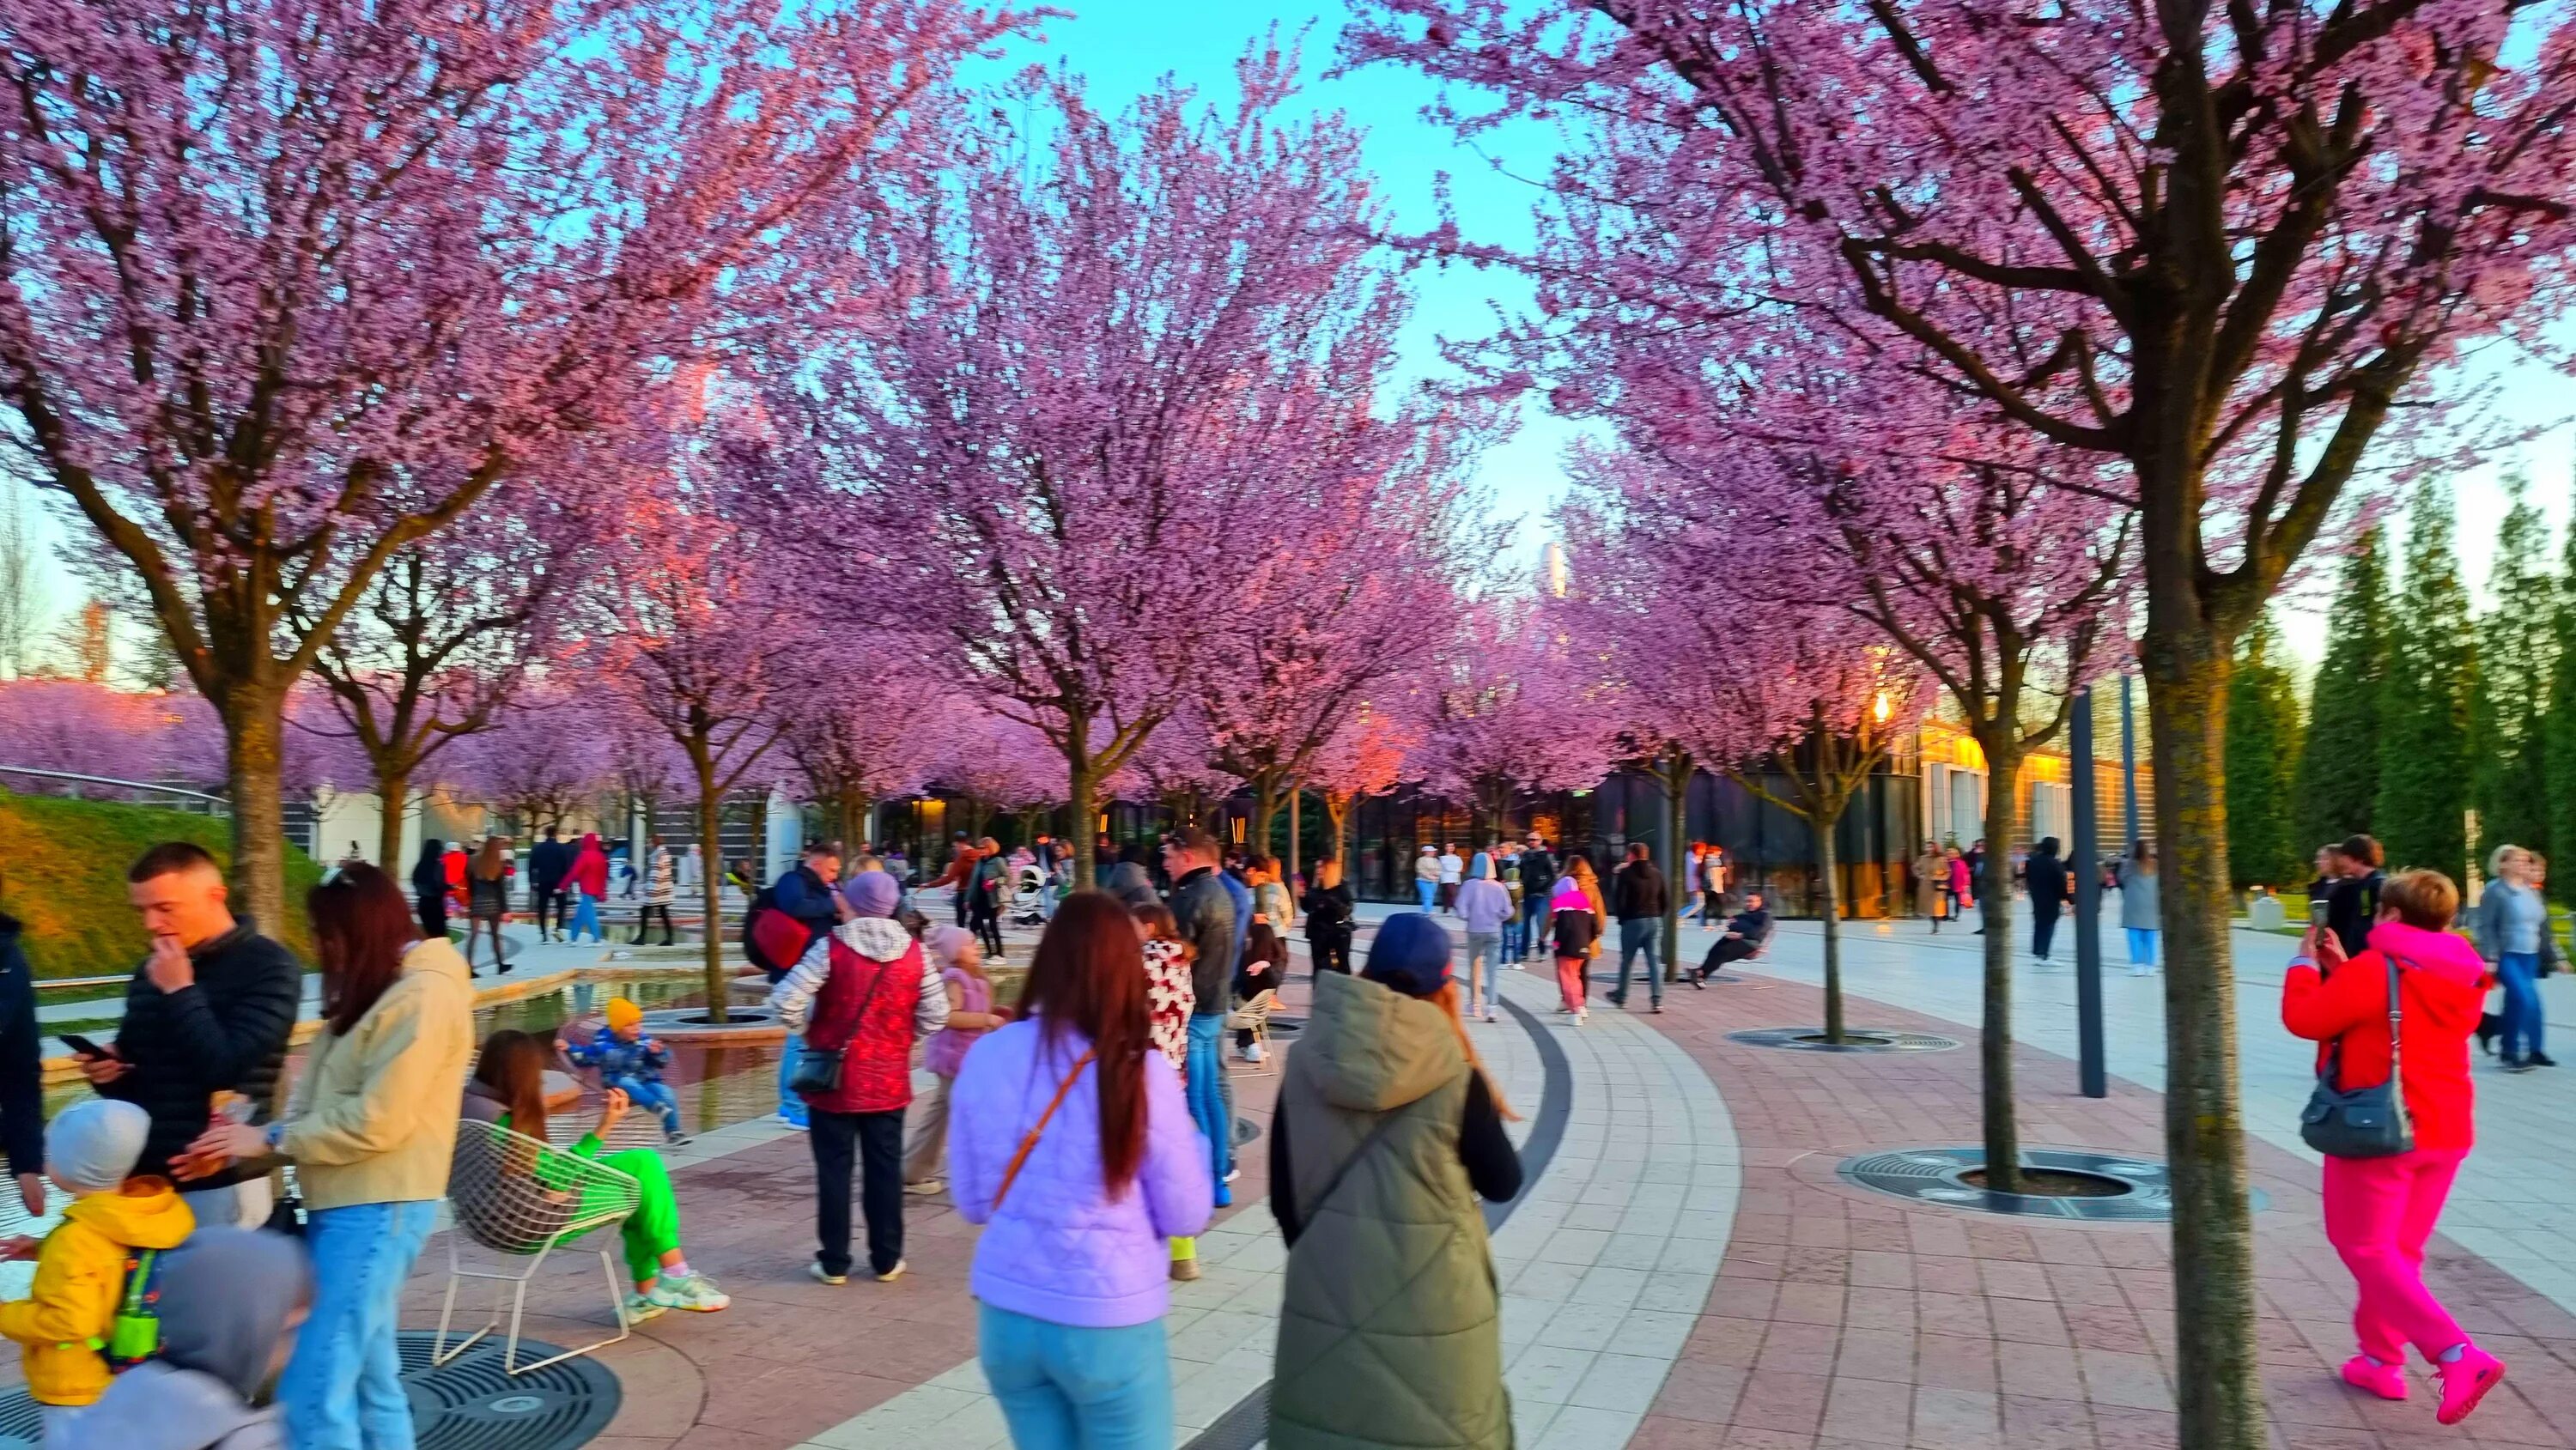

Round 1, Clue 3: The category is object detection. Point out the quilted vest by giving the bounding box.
[804,937,925,1115]
[1270,973,1508,1450]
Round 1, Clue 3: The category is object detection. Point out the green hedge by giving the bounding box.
[0,789,319,980]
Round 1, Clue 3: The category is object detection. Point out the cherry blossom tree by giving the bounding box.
[933,707,1067,840]
[775,643,955,852]
[0,0,1027,929]
[447,687,615,839]
[1108,705,1238,833]
[0,679,218,790]
[1309,695,1426,873]
[1411,605,1618,841]
[787,49,1410,888]
[1352,1,2576,1435]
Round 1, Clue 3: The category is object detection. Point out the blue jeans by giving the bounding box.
[284,1199,439,1450]
[1416,879,1437,911]
[1185,1015,1231,1205]
[1613,918,1661,1005]
[979,1302,1171,1450]
[568,889,602,943]
[1500,910,1523,961]
[606,1073,681,1135]
[2499,951,2545,1062]
[1521,895,1550,960]
[777,1032,808,1125]
[2126,928,2159,967]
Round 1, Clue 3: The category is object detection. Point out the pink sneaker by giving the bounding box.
[2340,1356,2407,1401]
[2435,1344,2505,1426]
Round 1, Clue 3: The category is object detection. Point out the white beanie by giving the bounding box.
[47,1099,151,1193]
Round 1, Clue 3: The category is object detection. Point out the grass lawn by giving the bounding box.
[0,789,322,979]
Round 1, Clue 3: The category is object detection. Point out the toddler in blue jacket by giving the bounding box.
[560,998,685,1144]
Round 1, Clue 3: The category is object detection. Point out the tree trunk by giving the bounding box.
[2145,621,2259,1450]
[1816,822,1844,1044]
[225,690,291,936]
[1249,771,1282,861]
[1975,736,2023,1193]
[696,760,728,1023]
[1069,758,1099,890]
[376,765,411,872]
[1325,792,1351,871]
[1660,749,1689,984]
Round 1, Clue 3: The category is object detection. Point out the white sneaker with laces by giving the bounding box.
[905,1179,945,1197]
[649,1273,731,1313]
[874,1259,908,1283]
[623,1293,670,1324]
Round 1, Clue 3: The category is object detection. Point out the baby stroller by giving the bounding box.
[1010,864,1049,927]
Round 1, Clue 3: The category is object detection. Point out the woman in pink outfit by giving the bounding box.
[2282,868,2504,1426]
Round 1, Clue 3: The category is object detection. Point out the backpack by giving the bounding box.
[745,883,817,978]
[104,1247,168,1371]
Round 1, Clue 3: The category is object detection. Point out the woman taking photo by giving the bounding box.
[949,892,1212,1449]
[2283,869,2503,1425]
[178,864,476,1450]
[1269,912,1521,1450]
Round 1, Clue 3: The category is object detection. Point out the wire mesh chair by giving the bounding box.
[1226,989,1282,1074]
[435,1118,643,1375]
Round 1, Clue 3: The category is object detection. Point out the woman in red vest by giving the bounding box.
[768,870,950,1283]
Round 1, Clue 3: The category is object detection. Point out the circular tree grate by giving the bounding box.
[1264,1014,1305,1040]
[1727,1027,1961,1053]
[1837,1147,2265,1222]
[0,1332,622,1450]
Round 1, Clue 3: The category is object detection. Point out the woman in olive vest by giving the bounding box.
[1268,912,1522,1450]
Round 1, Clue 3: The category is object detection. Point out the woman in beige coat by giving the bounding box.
[1913,843,1947,931]
[180,863,476,1450]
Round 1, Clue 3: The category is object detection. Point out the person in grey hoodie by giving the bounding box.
[66,1228,310,1450]
[2116,840,2162,976]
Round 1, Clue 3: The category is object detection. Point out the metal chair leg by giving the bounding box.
[499,1247,633,1375]
[433,1231,493,1365]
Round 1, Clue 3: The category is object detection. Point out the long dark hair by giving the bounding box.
[308,863,417,1035]
[1018,891,1151,1193]
[473,838,509,882]
[472,1029,555,1141]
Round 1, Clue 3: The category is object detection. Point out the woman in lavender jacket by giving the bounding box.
[950,891,1215,1450]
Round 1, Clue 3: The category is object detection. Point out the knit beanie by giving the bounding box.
[47,1099,150,1194]
[603,998,644,1033]
[924,923,978,966]
[1362,912,1455,999]
[841,870,902,919]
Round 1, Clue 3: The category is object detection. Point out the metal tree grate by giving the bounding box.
[0,1332,620,1450]
[1727,1027,1963,1053]
[1836,1146,2267,1222]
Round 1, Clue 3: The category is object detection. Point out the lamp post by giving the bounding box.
[2120,673,2140,851]
[2071,685,2106,1098]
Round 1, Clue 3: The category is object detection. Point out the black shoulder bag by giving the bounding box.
[790,953,889,1099]
[2298,950,2413,1159]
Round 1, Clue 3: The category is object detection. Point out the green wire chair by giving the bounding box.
[434,1118,643,1375]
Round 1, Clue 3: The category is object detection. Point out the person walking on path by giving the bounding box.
[1497,846,1526,960]
[410,839,448,945]
[465,837,513,974]
[1163,828,1239,1205]
[1300,856,1356,977]
[79,843,301,1232]
[1607,842,1668,1013]
[529,826,570,943]
[950,892,1213,1450]
[176,863,475,1450]
[968,838,1009,962]
[561,833,611,945]
[2470,844,2555,1071]
[635,836,677,946]
[903,925,1010,1198]
[463,1029,729,1318]
[1267,913,1521,1450]
[2025,837,2070,964]
[2282,869,2506,1427]
[1516,834,1557,963]
[929,833,979,928]
[1455,855,1511,1024]
[1413,846,1439,913]
[1946,846,1972,925]
[769,870,949,1284]
[1912,842,1945,932]
[0,908,48,1222]
[66,1226,311,1450]
[1547,858,1606,1024]
[2117,840,2163,976]
[1436,844,1464,913]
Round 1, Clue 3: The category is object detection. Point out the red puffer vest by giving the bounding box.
[803,934,926,1114]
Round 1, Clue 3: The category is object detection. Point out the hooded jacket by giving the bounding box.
[2282,919,2488,1150]
[562,835,610,899]
[1267,971,1515,1450]
[70,1227,307,1450]
[0,1179,195,1404]
[279,936,477,1210]
[769,918,948,1114]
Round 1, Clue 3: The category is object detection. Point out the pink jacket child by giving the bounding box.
[948,1016,1213,1327]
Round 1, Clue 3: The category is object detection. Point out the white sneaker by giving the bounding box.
[623,1292,670,1324]
[1481,1010,1498,1023]
[809,1261,848,1286]
[648,1273,731,1313]
[905,1179,945,1197]
[1245,1041,1265,1063]
[775,1113,809,1131]
[874,1259,908,1283]
[1575,1010,1589,1027]
[1224,1167,1242,1185]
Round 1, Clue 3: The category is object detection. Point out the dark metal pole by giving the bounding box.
[2119,673,2141,851]
[2071,686,2106,1098]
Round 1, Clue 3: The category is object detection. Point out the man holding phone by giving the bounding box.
[80,843,302,1229]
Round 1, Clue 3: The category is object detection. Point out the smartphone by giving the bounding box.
[2308,897,2332,927]
[57,1034,106,1059]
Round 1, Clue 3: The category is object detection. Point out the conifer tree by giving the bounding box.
[2291,529,2389,852]
[2471,472,2555,865]
[2376,488,2476,881]
[2546,474,2576,904]
[2224,618,2306,891]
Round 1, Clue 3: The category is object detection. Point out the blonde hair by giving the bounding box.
[2381,869,2460,931]
[2486,843,2529,880]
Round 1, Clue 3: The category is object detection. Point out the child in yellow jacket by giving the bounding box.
[0,1099,195,1438]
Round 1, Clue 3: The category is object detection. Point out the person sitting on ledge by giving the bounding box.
[1692,893,1771,986]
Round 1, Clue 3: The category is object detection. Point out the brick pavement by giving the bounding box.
[1619,970,2576,1450]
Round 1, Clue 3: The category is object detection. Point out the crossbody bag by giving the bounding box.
[789,954,889,1098]
[2298,949,2414,1159]
[991,1049,1098,1213]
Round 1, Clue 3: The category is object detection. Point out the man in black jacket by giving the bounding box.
[1693,893,1774,984]
[528,825,570,942]
[2325,834,2387,960]
[82,842,302,1229]
[2026,837,2071,963]
[1163,828,1239,1204]
[1518,834,1558,963]
[0,911,48,1218]
[1607,843,1668,1012]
